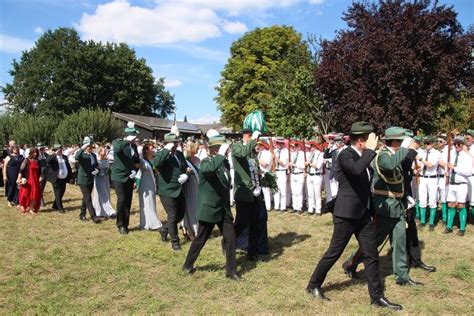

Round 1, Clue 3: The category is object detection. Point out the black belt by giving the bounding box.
[292,172,304,175]
[275,169,287,172]
[308,172,323,176]
[421,175,438,178]
[450,182,467,185]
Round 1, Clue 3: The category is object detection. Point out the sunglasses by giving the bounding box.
[455,144,463,147]
[437,140,445,143]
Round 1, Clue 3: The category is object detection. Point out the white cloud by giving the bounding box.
[189,114,221,124]
[34,27,44,34]
[0,34,34,54]
[163,79,183,88]
[222,20,248,34]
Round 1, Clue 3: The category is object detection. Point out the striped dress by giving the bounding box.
[182,158,200,237]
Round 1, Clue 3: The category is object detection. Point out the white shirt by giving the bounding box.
[419,148,440,177]
[290,150,306,172]
[448,150,472,183]
[307,149,324,174]
[258,150,273,173]
[57,155,68,179]
[274,148,289,170]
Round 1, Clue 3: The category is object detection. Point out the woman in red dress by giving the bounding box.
[17,148,42,214]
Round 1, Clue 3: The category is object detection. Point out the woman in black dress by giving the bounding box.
[2,145,24,207]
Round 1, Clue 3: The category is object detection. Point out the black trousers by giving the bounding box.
[307,213,384,300]
[184,212,237,276]
[405,207,421,265]
[113,179,134,228]
[160,191,186,243]
[79,183,95,218]
[52,178,67,210]
[234,199,260,257]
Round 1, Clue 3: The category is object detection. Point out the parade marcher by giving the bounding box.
[46,144,73,214]
[257,140,274,212]
[343,127,422,286]
[323,134,345,200]
[289,141,306,213]
[3,145,24,207]
[92,147,116,218]
[153,132,189,250]
[441,137,472,236]
[136,143,162,231]
[273,137,289,211]
[17,147,42,214]
[111,122,140,235]
[411,136,422,219]
[75,137,101,224]
[37,144,49,207]
[306,122,402,310]
[183,134,240,280]
[437,135,449,224]
[306,141,324,215]
[416,135,441,230]
[465,129,474,217]
[232,128,265,260]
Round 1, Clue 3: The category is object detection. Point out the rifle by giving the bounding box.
[287,137,292,174]
[414,131,421,186]
[302,138,307,174]
[445,131,452,186]
[268,133,276,173]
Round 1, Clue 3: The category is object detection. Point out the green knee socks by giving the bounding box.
[420,207,427,225]
[441,203,447,223]
[429,208,437,226]
[459,208,467,232]
[447,207,456,229]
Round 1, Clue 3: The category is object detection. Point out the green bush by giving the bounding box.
[1,113,56,146]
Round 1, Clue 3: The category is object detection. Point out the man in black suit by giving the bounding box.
[37,143,50,206]
[306,121,402,311]
[46,144,73,213]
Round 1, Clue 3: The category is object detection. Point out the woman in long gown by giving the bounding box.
[3,145,24,207]
[136,144,163,230]
[181,140,200,240]
[92,147,116,218]
[17,148,41,214]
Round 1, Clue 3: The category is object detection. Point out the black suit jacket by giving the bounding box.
[333,146,376,219]
[46,154,72,183]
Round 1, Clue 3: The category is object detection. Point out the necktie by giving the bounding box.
[423,150,429,176]
[309,152,315,172]
[450,152,459,184]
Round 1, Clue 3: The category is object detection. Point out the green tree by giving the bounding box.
[434,92,474,133]
[2,27,175,117]
[216,26,314,131]
[8,114,57,145]
[54,108,122,145]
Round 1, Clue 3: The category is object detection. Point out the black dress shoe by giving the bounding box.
[429,225,434,231]
[59,209,65,214]
[396,278,423,286]
[306,286,330,301]
[418,223,425,228]
[246,254,258,261]
[182,266,196,275]
[226,273,243,281]
[159,228,168,242]
[342,261,357,279]
[413,262,436,273]
[92,216,101,224]
[444,228,453,234]
[79,214,86,221]
[172,242,182,251]
[457,230,465,237]
[118,226,128,235]
[371,297,402,310]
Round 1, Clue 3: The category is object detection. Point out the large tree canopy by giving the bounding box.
[216,26,315,132]
[316,0,473,133]
[2,27,175,117]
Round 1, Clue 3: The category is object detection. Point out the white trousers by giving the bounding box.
[290,173,305,211]
[262,187,272,211]
[438,176,447,203]
[468,176,474,206]
[274,171,287,210]
[307,175,323,213]
[447,183,468,203]
[418,177,438,208]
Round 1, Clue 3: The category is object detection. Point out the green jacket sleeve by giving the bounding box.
[231,139,256,158]
[378,148,410,171]
[113,139,127,154]
[152,149,171,167]
[75,148,86,161]
[200,155,225,178]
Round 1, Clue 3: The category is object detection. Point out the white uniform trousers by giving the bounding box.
[290,172,305,211]
[306,174,323,214]
[418,176,439,208]
[468,176,474,206]
[274,170,287,210]
[262,187,272,211]
[438,176,447,203]
[447,183,468,203]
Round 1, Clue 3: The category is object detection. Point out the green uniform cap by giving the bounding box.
[384,127,406,140]
[423,135,436,144]
[208,135,226,147]
[349,121,374,135]
[404,129,414,137]
[52,143,63,150]
[413,135,423,142]
[163,133,180,143]
[124,121,139,135]
[82,136,92,145]
[466,129,474,137]
[453,136,465,145]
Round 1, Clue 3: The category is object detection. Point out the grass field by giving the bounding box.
[0,183,473,314]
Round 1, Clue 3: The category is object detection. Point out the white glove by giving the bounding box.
[407,196,415,209]
[401,137,413,149]
[218,143,230,156]
[164,143,174,151]
[251,131,261,140]
[91,169,99,176]
[252,186,262,197]
[365,132,379,151]
[178,173,189,184]
[125,135,136,142]
[81,143,90,150]
[129,170,137,179]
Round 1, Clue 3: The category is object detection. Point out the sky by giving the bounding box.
[0,0,472,123]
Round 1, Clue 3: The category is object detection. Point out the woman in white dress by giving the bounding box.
[136,144,163,230]
[181,140,200,239]
[92,147,116,218]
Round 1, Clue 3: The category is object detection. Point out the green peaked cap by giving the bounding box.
[163,133,180,143]
[384,127,406,140]
[349,121,374,135]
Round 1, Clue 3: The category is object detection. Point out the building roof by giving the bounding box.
[194,123,236,135]
[113,112,201,134]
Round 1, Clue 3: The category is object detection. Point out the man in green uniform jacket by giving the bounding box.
[343,127,423,286]
[153,132,189,250]
[183,134,240,280]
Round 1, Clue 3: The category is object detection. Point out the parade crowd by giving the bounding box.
[1,121,473,310]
